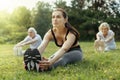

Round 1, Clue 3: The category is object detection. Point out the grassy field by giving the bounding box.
[0,42,120,80]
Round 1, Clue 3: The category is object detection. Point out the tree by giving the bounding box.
[69,0,120,41]
[0,11,11,43]
[89,0,120,40]
[54,0,68,9]
[9,6,31,43]
[31,1,52,38]
[11,6,31,28]
[71,0,85,9]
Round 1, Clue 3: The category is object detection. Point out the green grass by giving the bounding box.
[0,42,120,80]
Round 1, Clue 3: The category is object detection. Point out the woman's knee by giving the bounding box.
[94,40,99,47]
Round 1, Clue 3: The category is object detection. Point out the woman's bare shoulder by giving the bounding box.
[44,29,53,40]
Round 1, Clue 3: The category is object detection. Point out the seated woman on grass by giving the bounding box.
[14,27,42,55]
[94,22,116,52]
[38,8,83,70]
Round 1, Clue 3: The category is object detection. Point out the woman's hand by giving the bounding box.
[41,57,48,61]
[39,60,51,70]
[15,43,25,47]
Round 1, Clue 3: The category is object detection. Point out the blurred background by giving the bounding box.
[0,0,120,44]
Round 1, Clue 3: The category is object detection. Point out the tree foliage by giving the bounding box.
[31,1,52,38]
[0,7,31,43]
[0,0,120,44]
[11,6,31,28]
[68,0,120,40]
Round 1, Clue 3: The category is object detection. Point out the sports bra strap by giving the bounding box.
[51,29,78,47]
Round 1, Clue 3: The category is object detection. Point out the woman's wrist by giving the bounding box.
[21,43,25,46]
[48,59,54,66]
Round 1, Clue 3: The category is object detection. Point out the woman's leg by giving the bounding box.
[94,40,100,51]
[105,45,116,51]
[99,40,105,52]
[52,50,83,68]
[94,40,105,52]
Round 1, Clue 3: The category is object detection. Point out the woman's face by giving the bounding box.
[52,11,67,27]
[101,27,108,35]
[28,31,35,38]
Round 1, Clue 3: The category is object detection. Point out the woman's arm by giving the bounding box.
[16,40,25,46]
[20,35,42,46]
[20,38,38,46]
[105,31,115,42]
[15,36,30,47]
[38,30,52,54]
[96,33,101,40]
[48,32,76,65]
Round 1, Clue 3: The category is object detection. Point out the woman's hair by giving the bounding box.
[99,22,110,31]
[53,8,80,40]
[28,27,37,34]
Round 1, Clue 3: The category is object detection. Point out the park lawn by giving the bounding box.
[0,42,120,80]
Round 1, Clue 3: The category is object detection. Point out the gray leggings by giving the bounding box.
[51,47,83,68]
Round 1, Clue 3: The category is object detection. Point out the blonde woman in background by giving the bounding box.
[14,27,42,55]
[94,22,116,52]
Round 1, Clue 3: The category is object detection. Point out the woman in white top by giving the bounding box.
[94,22,116,52]
[14,27,42,55]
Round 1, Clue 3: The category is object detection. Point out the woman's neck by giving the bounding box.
[53,26,67,33]
[103,33,108,37]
